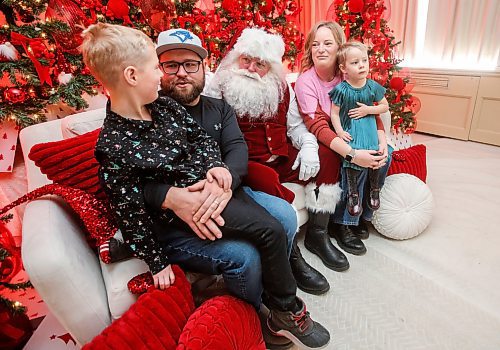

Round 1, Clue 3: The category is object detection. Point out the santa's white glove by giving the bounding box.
[291,142,320,181]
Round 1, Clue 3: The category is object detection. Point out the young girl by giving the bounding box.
[329,41,389,216]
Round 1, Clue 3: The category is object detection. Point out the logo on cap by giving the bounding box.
[169,30,194,43]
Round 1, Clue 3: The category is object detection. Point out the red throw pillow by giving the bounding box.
[28,128,105,199]
[83,266,195,350]
[388,144,427,183]
[177,295,265,350]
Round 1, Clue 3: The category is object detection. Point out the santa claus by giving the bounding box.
[205,28,352,276]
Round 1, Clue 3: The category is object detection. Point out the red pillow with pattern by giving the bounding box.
[388,144,427,183]
[28,128,105,199]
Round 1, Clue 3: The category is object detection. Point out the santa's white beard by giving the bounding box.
[216,67,284,121]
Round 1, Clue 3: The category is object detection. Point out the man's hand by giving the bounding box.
[153,265,175,290]
[292,143,320,181]
[163,186,223,241]
[189,180,232,225]
[207,167,232,191]
[348,102,371,119]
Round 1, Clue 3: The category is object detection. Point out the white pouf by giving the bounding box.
[372,174,434,240]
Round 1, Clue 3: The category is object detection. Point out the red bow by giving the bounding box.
[10,32,53,86]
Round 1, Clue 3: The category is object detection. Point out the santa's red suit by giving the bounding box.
[237,84,342,214]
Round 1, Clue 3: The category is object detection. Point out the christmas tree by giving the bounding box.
[329,0,420,133]
[0,0,303,129]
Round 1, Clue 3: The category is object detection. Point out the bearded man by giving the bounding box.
[205,27,353,274]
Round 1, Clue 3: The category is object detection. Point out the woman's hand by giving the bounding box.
[352,149,387,169]
[153,265,176,290]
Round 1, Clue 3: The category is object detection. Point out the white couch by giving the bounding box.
[19,108,311,346]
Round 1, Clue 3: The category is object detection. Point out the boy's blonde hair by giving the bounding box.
[300,21,346,73]
[336,41,368,68]
[81,23,154,89]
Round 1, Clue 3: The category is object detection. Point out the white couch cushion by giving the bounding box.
[283,182,308,227]
[99,257,149,320]
[61,108,105,138]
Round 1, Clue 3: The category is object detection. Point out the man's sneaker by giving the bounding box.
[259,307,293,350]
[267,298,330,350]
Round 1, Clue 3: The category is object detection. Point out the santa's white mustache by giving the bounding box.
[230,67,262,81]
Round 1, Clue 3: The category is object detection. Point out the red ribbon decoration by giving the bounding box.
[10,32,53,86]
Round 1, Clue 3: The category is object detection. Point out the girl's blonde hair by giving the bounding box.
[81,23,154,89]
[300,21,346,73]
[336,41,368,68]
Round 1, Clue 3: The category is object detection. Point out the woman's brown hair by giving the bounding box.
[300,21,346,73]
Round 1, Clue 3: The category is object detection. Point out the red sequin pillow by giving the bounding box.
[388,144,427,183]
[28,128,105,199]
[177,295,265,350]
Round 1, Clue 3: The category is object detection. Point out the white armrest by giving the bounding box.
[22,197,111,345]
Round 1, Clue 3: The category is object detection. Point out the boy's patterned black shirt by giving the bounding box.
[95,96,226,274]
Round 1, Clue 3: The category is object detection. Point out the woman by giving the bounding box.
[295,21,391,256]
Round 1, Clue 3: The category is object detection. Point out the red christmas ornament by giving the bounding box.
[45,0,90,54]
[0,223,21,283]
[260,0,274,14]
[406,95,422,114]
[3,88,26,104]
[288,1,298,12]
[389,77,405,91]
[371,70,388,86]
[138,0,176,32]
[106,0,130,19]
[348,0,365,13]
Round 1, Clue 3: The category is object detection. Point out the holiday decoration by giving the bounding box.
[3,88,26,104]
[0,184,117,249]
[0,121,19,173]
[0,42,19,62]
[0,183,159,293]
[329,0,418,133]
[0,219,33,350]
[0,302,33,350]
[0,0,304,128]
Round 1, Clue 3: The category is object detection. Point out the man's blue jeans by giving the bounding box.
[157,187,298,309]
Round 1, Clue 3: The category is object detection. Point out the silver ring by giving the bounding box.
[213,200,220,205]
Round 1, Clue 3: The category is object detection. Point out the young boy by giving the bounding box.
[81,23,330,349]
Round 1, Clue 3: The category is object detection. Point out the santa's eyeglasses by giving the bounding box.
[239,55,269,71]
[160,60,202,75]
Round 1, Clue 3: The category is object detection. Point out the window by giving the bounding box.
[388,0,499,71]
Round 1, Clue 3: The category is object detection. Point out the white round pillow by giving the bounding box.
[372,173,434,240]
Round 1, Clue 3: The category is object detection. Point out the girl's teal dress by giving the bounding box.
[329,79,386,170]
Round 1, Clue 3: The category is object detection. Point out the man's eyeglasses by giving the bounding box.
[160,60,202,75]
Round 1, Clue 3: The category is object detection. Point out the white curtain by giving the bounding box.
[389,0,500,70]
